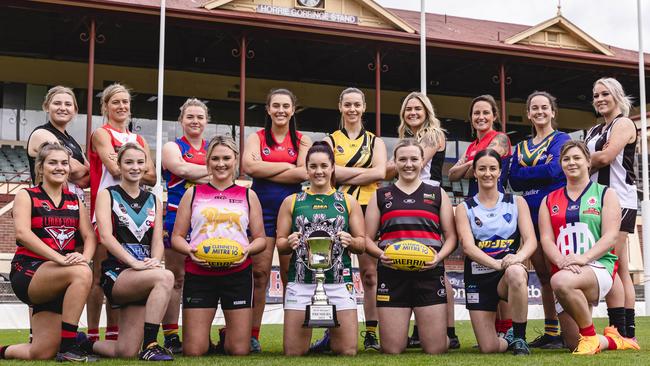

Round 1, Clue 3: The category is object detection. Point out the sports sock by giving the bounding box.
[495,319,512,334]
[605,335,617,350]
[625,308,636,338]
[29,328,33,343]
[162,324,179,340]
[87,328,99,342]
[607,307,626,337]
[105,326,119,341]
[60,322,79,353]
[447,327,456,338]
[578,324,596,337]
[411,325,419,338]
[143,323,160,349]
[365,320,378,334]
[544,318,560,336]
[0,345,8,359]
[251,327,260,340]
[513,322,527,340]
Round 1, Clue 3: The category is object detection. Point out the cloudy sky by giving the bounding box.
[377,0,650,52]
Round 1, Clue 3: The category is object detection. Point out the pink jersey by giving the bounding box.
[186,183,251,276]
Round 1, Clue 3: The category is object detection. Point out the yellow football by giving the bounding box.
[384,240,436,271]
[194,237,244,267]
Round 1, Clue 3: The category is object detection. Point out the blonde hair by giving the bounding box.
[393,138,424,160]
[398,92,446,149]
[100,83,131,118]
[338,87,365,129]
[593,77,633,117]
[207,135,239,160]
[178,98,210,122]
[34,142,70,185]
[116,142,146,164]
[42,86,78,113]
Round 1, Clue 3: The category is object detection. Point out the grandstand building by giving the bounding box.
[0,0,649,275]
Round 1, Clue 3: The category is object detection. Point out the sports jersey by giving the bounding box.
[463,130,512,197]
[585,116,637,209]
[187,183,251,276]
[163,136,207,232]
[251,129,303,237]
[88,124,146,218]
[328,128,378,205]
[27,122,85,184]
[103,185,156,266]
[463,193,520,276]
[545,182,618,275]
[508,130,570,222]
[376,183,443,269]
[404,128,445,185]
[288,189,352,284]
[15,185,81,260]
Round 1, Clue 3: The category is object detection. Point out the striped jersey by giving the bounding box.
[376,183,443,269]
[328,128,378,205]
[585,116,637,209]
[545,182,618,275]
[15,185,81,260]
[288,189,352,284]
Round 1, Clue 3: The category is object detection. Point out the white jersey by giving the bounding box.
[585,116,637,209]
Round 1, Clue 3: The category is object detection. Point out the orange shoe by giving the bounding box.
[603,326,640,350]
[573,335,601,355]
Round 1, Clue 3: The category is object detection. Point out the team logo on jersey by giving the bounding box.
[423,193,435,201]
[288,148,296,157]
[45,226,76,251]
[346,283,354,295]
[361,146,370,154]
[587,196,598,207]
[262,147,271,156]
[118,203,128,215]
[474,217,483,227]
[503,213,512,223]
[557,222,595,255]
[384,191,393,200]
[41,202,51,211]
[551,205,559,215]
[334,202,345,213]
[336,145,344,153]
[199,207,244,233]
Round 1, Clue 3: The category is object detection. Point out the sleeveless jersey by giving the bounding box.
[27,122,85,184]
[463,193,520,276]
[187,183,251,276]
[404,128,445,185]
[288,189,352,284]
[508,130,570,221]
[545,182,618,275]
[104,185,156,266]
[376,183,443,269]
[163,136,207,230]
[88,124,146,218]
[15,185,81,260]
[585,116,637,209]
[463,130,511,197]
[328,129,378,205]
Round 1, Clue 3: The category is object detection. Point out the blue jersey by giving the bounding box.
[508,131,570,224]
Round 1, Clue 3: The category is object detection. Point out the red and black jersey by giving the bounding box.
[15,185,81,260]
[376,182,443,260]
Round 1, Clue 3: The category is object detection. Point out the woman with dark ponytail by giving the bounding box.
[241,89,312,352]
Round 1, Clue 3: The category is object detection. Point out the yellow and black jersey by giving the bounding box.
[327,128,378,206]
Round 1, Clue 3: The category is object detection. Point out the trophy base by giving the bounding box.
[303,304,339,328]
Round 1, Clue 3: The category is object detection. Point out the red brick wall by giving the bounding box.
[0,194,15,254]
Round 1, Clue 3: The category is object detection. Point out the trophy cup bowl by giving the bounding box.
[303,232,339,328]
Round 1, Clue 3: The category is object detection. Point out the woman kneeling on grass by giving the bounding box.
[365,138,457,354]
[538,140,639,355]
[1,142,96,362]
[276,141,366,356]
[88,143,174,361]
[455,149,537,355]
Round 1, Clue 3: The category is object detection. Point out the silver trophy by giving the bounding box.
[302,232,340,328]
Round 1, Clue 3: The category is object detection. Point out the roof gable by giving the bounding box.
[203,0,415,33]
[504,15,614,56]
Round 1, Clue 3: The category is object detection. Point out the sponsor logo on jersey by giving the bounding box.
[131,202,141,209]
[118,203,127,215]
[336,145,344,153]
[384,191,393,200]
[288,148,296,157]
[334,202,345,213]
[587,196,598,207]
[312,204,328,210]
[568,204,579,211]
[385,201,392,209]
[66,204,79,210]
[185,152,194,159]
[262,147,271,156]
[276,146,285,151]
[45,226,76,251]
[41,201,51,211]
[346,283,354,295]
[551,205,559,215]
[360,146,369,154]
[376,295,390,302]
[403,198,416,204]
[474,217,482,227]
[582,208,601,216]
[437,288,446,298]
[423,193,435,200]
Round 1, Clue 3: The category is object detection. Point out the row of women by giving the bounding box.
[0,76,641,361]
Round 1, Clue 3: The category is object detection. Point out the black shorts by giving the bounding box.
[10,255,64,314]
[620,208,637,233]
[376,265,447,308]
[183,265,253,310]
[464,260,508,312]
[100,262,147,309]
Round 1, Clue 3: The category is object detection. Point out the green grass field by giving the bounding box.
[1,318,649,365]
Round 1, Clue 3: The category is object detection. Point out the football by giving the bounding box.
[384,240,436,271]
[194,237,244,267]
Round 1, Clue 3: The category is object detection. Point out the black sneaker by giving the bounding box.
[449,335,460,349]
[163,335,183,355]
[250,337,261,354]
[362,331,380,351]
[407,335,421,348]
[511,338,530,356]
[139,343,173,361]
[55,344,99,362]
[309,329,331,353]
[528,333,564,349]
